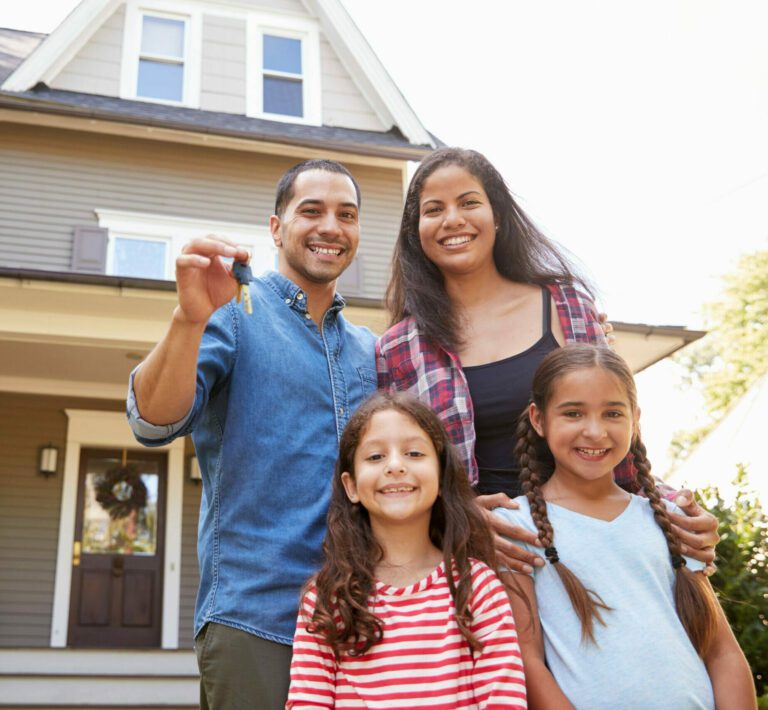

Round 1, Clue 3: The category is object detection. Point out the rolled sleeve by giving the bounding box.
[126,367,194,446]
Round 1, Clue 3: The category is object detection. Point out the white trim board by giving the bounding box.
[50,409,185,649]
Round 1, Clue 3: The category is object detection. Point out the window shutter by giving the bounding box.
[337,256,363,296]
[71,226,108,273]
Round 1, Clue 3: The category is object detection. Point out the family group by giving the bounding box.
[127,148,755,709]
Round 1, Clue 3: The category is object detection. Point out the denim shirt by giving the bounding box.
[127,270,376,644]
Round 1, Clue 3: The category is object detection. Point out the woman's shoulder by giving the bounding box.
[377,316,420,351]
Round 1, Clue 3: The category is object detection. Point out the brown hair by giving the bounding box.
[515,344,719,653]
[306,391,496,657]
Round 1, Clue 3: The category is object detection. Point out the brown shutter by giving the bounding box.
[71,226,108,273]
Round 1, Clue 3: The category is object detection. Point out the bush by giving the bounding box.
[699,465,768,696]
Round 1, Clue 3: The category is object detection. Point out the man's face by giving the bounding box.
[270,169,360,289]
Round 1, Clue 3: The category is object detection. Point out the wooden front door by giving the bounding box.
[68,449,166,647]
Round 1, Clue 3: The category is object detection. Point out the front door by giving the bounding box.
[68,449,166,647]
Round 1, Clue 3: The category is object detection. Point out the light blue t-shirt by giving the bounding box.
[495,494,715,710]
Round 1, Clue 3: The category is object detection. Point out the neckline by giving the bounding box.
[544,493,636,524]
[374,560,445,595]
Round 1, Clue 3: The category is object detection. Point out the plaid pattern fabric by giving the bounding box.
[377,283,616,486]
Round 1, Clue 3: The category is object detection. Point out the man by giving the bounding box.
[127,160,376,709]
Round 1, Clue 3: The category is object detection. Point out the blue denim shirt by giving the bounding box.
[127,271,376,644]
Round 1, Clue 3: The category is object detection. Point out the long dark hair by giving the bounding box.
[307,391,496,657]
[515,344,720,654]
[386,147,592,351]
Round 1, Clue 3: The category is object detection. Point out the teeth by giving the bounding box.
[578,448,608,455]
[310,246,341,255]
[381,487,415,493]
[442,236,472,246]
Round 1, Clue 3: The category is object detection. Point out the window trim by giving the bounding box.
[120,0,202,108]
[95,209,276,281]
[246,12,322,125]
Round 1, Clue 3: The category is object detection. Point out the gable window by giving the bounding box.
[262,34,303,117]
[137,15,186,102]
[247,14,321,125]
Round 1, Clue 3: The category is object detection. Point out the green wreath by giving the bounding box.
[94,464,147,520]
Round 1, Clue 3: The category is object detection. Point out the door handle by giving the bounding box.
[72,541,81,567]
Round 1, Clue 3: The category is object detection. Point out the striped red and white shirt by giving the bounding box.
[287,560,527,709]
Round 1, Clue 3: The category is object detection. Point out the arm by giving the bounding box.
[700,577,757,709]
[475,494,545,573]
[469,568,527,708]
[133,236,249,425]
[500,572,574,710]
[286,591,337,709]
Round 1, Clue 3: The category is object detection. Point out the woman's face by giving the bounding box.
[417,164,497,279]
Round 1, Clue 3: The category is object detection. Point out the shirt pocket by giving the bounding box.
[357,367,378,395]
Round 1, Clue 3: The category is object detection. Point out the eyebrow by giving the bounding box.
[296,198,358,209]
[555,401,628,408]
[421,190,483,206]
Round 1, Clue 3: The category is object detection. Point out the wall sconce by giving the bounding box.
[189,455,202,483]
[39,444,59,477]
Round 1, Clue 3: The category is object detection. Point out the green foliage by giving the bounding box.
[699,466,768,696]
[671,249,768,464]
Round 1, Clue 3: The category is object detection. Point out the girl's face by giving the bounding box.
[530,367,638,484]
[341,409,440,529]
[417,164,497,279]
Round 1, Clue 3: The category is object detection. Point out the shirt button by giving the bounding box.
[338,407,344,415]
[297,292,304,300]
[305,313,311,319]
[284,298,291,304]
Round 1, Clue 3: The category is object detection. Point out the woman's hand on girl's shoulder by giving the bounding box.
[666,489,720,574]
[475,493,545,574]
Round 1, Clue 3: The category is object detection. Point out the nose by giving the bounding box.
[442,205,465,230]
[317,213,342,238]
[582,416,606,440]
[385,454,406,476]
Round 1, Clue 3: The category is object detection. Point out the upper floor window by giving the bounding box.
[121,2,201,107]
[247,15,321,125]
[137,15,186,102]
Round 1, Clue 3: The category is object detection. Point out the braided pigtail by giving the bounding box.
[515,412,611,644]
[632,437,719,656]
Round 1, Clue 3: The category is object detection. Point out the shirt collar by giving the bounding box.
[261,270,346,314]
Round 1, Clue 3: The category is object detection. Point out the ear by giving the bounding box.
[528,402,545,437]
[340,471,359,503]
[269,215,282,248]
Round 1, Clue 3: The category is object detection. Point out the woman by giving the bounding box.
[377,147,718,573]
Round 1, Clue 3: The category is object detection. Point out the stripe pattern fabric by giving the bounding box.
[287,560,527,708]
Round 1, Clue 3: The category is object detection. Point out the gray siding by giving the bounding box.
[0,124,403,299]
[200,15,247,115]
[0,393,121,646]
[50,5,124,96]
[320,37,386,131]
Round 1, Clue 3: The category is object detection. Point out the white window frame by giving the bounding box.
[246,12,321,125]
[120,0,202,108]
[96,209,276,281]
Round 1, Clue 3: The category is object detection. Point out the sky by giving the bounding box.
[1,0,766,482]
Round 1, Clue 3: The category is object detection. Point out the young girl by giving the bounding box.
[286,391,528,709]
[494,344,755,710]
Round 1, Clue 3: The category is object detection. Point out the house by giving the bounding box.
[0,1,704,705]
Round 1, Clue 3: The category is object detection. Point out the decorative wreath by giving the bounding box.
[94,464,148,520]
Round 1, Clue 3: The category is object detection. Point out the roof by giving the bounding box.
[0,0,439,153]
[0,28,45,84]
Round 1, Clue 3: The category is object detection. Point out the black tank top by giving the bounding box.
[463,288,559,498]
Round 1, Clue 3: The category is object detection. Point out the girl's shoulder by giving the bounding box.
[491,496,537,532]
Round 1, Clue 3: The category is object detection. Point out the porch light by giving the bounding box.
[189,455,202,483]
[39,444,59,477]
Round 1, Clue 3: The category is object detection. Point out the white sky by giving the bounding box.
[2,1,766,480]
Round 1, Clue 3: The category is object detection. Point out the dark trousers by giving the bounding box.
[194,622,293,710]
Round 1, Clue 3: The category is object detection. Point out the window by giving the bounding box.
[96,209,276,281]
[247,15,321,124]
[137,15,186,102]
[262,34,303,117]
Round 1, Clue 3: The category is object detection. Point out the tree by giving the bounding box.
[699,466,768,699]
[671,249,768,463]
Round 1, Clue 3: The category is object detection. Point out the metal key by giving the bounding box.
[232,261,253,315]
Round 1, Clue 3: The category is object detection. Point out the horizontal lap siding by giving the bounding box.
[51,5,124,95]
[201,15,247,115]
[0,124,404,299]
[0,393,122,647]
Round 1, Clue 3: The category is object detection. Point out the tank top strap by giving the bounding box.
[541,286,552,335]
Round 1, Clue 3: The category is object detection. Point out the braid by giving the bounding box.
[515,412,611,644]
[632,437,719,656]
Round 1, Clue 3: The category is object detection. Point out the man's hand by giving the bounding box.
[475,493,545,573]
[597,312,615,345]
[175,235,251,326]
[667,489,720,575]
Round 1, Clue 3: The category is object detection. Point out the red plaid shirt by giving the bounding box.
[376,283,645,492]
